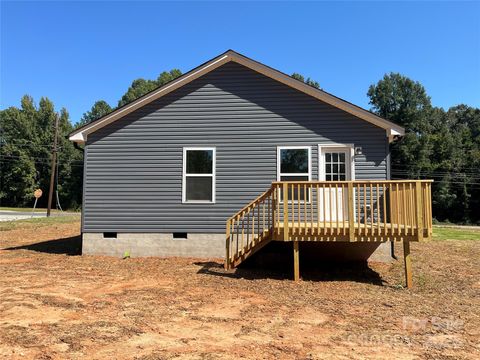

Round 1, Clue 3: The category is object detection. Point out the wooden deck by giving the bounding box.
[225,180,433,288]
[275,221,430,242]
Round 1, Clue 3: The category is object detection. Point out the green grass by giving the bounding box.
[0,214,81,231]
[433,226,480,241]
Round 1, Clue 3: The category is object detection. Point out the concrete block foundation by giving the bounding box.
[82,233,225,258]
[82,233,393,262]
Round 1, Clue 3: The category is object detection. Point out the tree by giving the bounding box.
[118,69,182,107]
[367,73,432,133]
[368,73,434,178]
[77,100,112,128]
[291,73,320,89]
[368,73,480,224]
[0,95,83,209]
[0,105,37,205]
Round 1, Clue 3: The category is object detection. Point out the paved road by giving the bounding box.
[0,210,78,222]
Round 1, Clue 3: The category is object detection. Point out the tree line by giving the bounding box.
[1,70,479,223]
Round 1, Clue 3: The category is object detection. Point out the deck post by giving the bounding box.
[293,241,300,281]
[272,187,276,235]
[225,218,231,270]
[283,183,289,241]
[403,240,412,288]
[348,182,355,241]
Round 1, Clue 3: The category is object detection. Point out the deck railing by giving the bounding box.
[271,180,433,242]
[225,180,433,269]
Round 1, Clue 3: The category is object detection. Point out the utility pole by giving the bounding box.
[47,113,59,217]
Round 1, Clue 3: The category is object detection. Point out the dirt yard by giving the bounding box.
[0,219,479,359]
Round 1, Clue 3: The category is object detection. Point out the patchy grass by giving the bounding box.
[0,221,478,359]
[0,214,81,232]
[0,206,66,213]
[433,226,480,241]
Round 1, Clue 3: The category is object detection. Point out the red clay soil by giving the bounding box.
[0,221,479,359]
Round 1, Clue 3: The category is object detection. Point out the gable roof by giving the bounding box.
[69,50,405,143]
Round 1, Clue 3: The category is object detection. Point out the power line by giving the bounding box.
[391,170,480,178]
[391,176,480,187]
[391,173,477,179]
[391,167,480,173]
[0,154,83,164]
[391,164,480,172]
[392,170,480,179]
[390,178,480,189]
[0,156,84,167]
[1,141,58,149]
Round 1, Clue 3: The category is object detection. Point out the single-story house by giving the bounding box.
[69,50,432,283]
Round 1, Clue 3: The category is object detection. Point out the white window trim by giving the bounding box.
[277,146,312,203]
[277,145,312,181]
[182,147,216,204]
[318,143,355,181]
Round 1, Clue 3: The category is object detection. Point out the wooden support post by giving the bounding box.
[271,188,276,235]
[293,241,300,281]
[415,182,424,241]
[403,240,412,289]
[348,182,355,241]
[225,219,231,270]
[283,183,289,241]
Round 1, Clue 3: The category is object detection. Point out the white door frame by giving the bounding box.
[318,143,355,181]
[318,144,355,222]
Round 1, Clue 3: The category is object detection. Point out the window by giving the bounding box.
[182,148,215,203]
[277,146,311,201]
[325,152,347,181]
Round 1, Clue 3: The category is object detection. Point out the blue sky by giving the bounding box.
[1,1,479,123]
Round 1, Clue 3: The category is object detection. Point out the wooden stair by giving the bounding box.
[225,188,276,269]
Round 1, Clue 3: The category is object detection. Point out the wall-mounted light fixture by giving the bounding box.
[355,146,363,156]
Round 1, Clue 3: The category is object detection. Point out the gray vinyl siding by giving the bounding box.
[84,62,389,233]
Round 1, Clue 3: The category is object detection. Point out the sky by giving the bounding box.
[1,1,479,124]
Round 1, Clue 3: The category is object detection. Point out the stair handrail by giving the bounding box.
[226,186,276,269]
[227,186,274,222]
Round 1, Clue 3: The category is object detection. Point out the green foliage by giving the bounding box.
[118,69,182,107]
[0,95,83,209]
[367,73,432,132]
[291,72,320,89]
[368,73,480,224]
[77,100,112,128]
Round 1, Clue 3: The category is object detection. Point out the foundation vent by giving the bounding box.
[173,232,188,239]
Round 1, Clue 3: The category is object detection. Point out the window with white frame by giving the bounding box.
[183,148,215,203]
[277,146,311,201]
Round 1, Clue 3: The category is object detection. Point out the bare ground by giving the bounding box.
[0,221,479,359]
